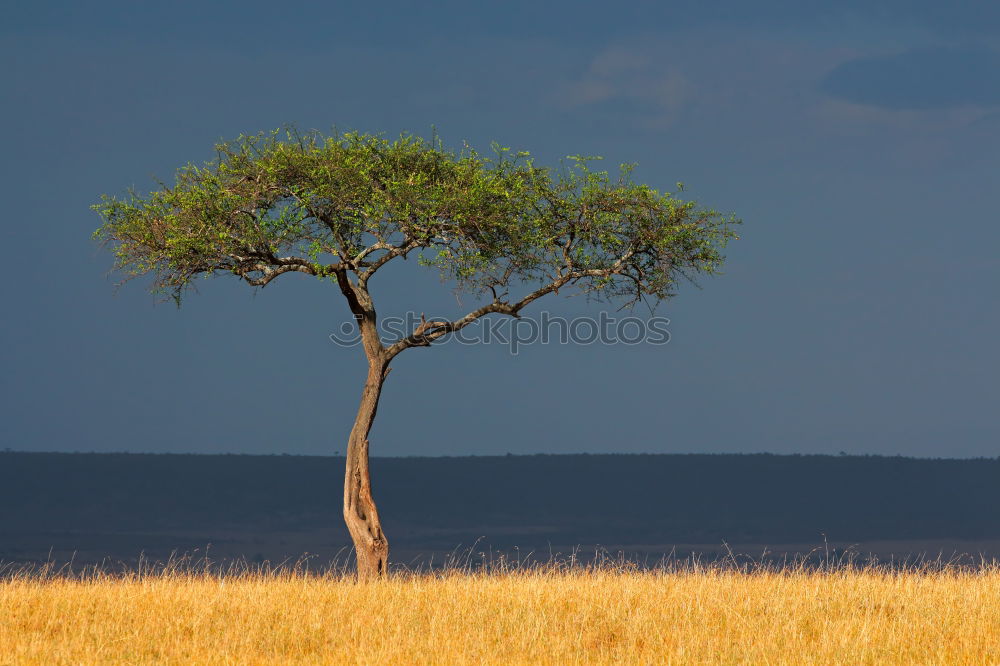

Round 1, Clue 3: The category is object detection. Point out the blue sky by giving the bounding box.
[1,1,997,457]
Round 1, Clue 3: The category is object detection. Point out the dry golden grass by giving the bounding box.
[2,559,999,665]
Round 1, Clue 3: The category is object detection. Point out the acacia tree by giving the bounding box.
[94,129,738,579]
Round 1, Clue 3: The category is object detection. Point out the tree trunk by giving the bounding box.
[343,359,390,580]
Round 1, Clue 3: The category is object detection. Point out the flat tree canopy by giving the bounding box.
[94,128,739,577]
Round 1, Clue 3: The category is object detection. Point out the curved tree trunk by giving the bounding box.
[343,359,390,580]
[333,268,392,580]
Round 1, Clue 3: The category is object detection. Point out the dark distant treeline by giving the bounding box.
[2,452,998,549]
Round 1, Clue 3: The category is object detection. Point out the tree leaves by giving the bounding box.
[94,127,739,308]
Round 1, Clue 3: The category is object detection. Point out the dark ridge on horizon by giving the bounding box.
[2,451,998,566]
[4,450,996,461]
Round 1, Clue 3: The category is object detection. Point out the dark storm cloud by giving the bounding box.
[2,1,999,459]
[822,46,1000,110]
[6,1,1000,45]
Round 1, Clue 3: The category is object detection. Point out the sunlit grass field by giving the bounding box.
[3,558,999,664]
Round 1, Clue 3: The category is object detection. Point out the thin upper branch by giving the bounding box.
[384,246,636,359]
[233,255,341,287]
[356,236,422,287]
[385,299,518,359]
[237,263,316,287]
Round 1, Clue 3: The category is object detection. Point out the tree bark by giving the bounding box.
[343,359,390,580]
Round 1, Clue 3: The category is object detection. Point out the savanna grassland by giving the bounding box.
[3,561,1000,665]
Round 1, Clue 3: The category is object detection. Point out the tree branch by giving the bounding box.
[237,262,316,287]
[384,245,638,359]
[234,255,342,287]
[357,236,421,287]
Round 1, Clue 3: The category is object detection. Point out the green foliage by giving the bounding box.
[94,127,739,307]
